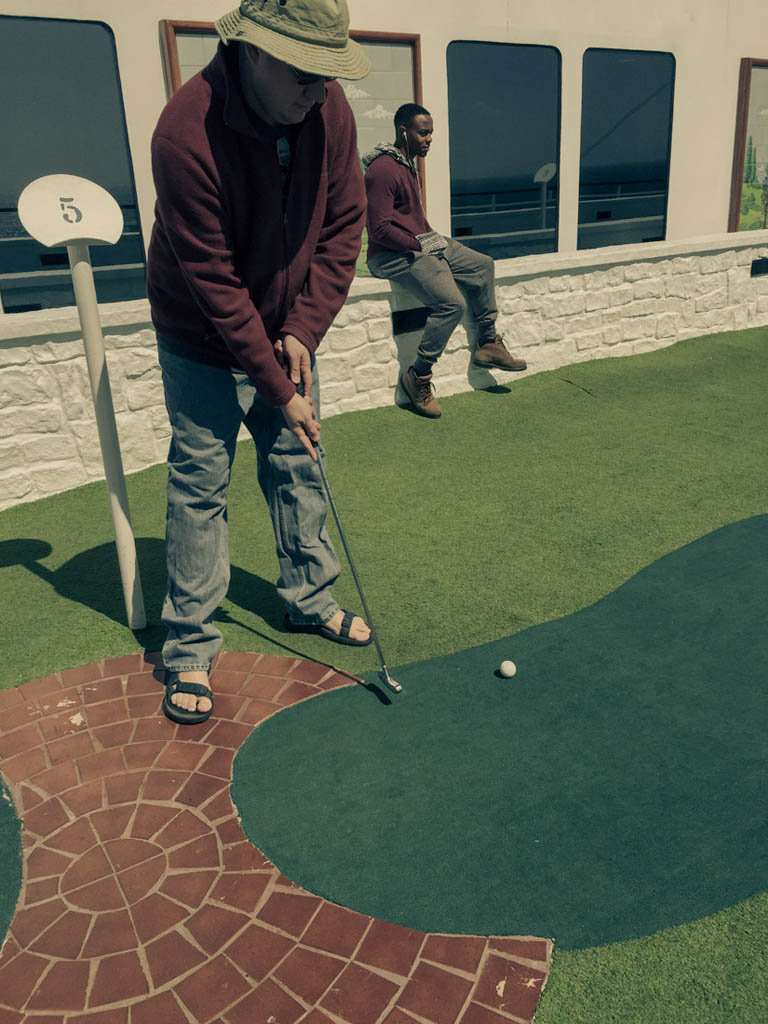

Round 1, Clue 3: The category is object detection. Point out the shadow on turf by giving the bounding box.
[395,380,511,416]
[0,536,169,649]
[0,536,292,647]
[0,537,382,685]
[390,333,513,415]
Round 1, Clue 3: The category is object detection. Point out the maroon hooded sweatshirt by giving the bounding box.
[147,42,365,408]
[363,143,432,260]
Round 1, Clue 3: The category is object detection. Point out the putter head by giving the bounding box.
[379,668,403,694]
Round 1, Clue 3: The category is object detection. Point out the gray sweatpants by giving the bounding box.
[368,238,498,376]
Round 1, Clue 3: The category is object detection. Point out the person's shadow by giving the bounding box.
[0,536,321,664]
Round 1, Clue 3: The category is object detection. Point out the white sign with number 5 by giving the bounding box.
[18,174,122,248]
[16,173,144,630]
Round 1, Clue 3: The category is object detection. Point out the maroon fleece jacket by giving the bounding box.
[147,43,365,407]
[364,148,431,260]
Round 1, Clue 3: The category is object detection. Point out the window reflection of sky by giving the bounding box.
[447,42,561,194]
[580,50,675,187]
[577,50,675,249]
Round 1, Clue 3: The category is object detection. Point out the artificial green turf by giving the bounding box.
[0,778,22,945]
[232,516,768,950]
[536,892,768,1024]
[1,326,767,1020]
[2,327,766,690]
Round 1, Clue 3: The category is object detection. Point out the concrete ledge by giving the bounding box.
[3,229,768,335]
[493,229,768,279]
[0,299,154,343]
[344,229,768,300]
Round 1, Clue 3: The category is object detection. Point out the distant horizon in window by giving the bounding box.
[446,40,561,259]
[578,48,675,250]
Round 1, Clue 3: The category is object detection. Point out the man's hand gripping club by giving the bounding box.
[276,334,320,461]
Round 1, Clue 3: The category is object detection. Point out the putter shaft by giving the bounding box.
[314,446,402,694]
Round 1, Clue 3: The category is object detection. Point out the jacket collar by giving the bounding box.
[362,142,416,172]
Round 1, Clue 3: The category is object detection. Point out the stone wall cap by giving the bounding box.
[0,299,153,343]
[493,229,768,281]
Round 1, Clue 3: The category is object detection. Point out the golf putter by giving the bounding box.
[313,442,402,694]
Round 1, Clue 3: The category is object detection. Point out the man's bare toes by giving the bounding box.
[350,616,371,642]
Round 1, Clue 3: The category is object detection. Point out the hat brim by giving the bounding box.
[215,9,371,80]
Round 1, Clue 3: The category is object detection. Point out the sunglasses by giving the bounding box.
[288,65,336,86]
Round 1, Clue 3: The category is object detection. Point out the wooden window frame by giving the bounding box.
[351,31,425,204]
[159,21,422,103]
[158,22,425,202]
[728,57,768,232]
[349,30,423,109]
[159,20,215,97]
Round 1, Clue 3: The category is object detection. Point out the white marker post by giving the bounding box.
[18,174,146,629]
[534,163,557,230]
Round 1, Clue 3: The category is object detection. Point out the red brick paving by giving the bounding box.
[0,652,553,1023]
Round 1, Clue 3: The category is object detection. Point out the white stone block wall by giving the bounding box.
[0,305,169,510]
[317,234,768,413]
[1,232,768,511]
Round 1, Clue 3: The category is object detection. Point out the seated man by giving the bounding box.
[364,103,527,419]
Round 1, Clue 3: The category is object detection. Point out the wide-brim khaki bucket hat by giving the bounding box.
[215,0,371,80]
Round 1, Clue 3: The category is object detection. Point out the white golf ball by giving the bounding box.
[499,660,517,678]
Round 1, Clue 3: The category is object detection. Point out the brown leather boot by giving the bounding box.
[399,366,442,418]
[473,334,527,371]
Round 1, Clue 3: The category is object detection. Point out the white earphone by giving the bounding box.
[400,125,411,161]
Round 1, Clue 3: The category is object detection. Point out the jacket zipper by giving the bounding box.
[277,136,291,327]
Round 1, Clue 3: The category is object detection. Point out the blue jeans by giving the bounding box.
[158,341,341,671]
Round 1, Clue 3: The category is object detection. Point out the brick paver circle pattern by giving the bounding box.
[0,651,553,1024]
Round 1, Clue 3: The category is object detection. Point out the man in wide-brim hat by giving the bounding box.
[147,0,373,726]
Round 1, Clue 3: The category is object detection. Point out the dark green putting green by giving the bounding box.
[233,516,768,951]
[0,778,22,947]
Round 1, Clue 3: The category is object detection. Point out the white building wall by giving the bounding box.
[2,1,768,509]
[1,0,768,251]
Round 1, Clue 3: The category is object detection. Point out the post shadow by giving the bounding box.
[0,536,167,651]
[0,536,362,672]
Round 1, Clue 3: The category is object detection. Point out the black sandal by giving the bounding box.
[162,671,214,725]
[284,610,372,647]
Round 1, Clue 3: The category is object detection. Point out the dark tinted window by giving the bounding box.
[578,48,675,250]
[446,41,561,259]
[0,16,146,312]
